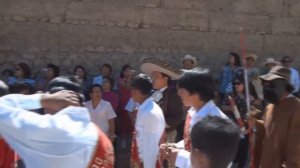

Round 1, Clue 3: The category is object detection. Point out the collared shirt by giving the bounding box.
[135,97,165,168]
[125,98,139,113]
[0,94,98,168]
[290,67,300,93]
[175,100,228,168]
[85,100,116,135]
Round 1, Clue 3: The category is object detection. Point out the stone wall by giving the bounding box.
[0,0,300,76]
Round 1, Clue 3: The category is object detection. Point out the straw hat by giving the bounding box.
[140,57,183,80]
[263,58,281,66]
[246,54,258,61]
[259,66,290,81]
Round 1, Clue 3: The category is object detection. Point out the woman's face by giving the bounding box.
[123,67,133,78]
[15,66,23,78]
[234,81,244,93]
[90,87,102,100]
[75,68,85,79]
[229,55,235,65]
[101,66,111,77]
[102,78,112,91]
[47,68,54,79]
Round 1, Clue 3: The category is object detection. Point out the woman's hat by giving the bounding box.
[140,57,183,80]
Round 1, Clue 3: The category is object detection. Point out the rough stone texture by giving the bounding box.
[0,0,300,77]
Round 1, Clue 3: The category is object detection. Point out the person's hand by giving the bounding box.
[160,143,177,160]
[41,90,80,110]
[165,146,180,166]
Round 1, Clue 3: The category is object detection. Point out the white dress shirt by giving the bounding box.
[85,99,116,135]
[175,100,228,168]
[0,94,98,168]
[135,97,165,168]
[290,67,300,93]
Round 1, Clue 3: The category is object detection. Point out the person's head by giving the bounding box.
[182,54,197,70]
[73,65,87,80]
[102,76,115,92]
[177,70,216,107]
[264,58,280,70]
[120,64,134,78]
[0,80,9,97]
[45,76,84,114]
[260,66,293,104]
[46,63,60,79]
[89,84,103,101]
[15,63,31,78]
[2,69,13,78]
[190,116,240,168]
[151,71,171,90]
[227,52,241,67]
[9,82,32,95]
[245,54,257,68]
[130,74,152,103]
[281,56,292,68]
[232,77,245,94]
[101,63,112,77]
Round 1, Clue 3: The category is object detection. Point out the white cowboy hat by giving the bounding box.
[263,58,281,66]
[182,54,197,65]
[140,57,183,80]
[246,53,258,61]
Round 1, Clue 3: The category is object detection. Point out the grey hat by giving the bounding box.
[259,66,290,81]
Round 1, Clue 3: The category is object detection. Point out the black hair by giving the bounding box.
[131,74,152,96]
[281,56,292,63]
[227,52,241,67]
[120,64,132,78]
[88,84,103,93]
[18,63,31,78]
[103,76,115,91]
[0,80,9,96]
[9,82,33,94]
[73,65,87,80]
[191,116,240,168]
[46,76,84,104]
[178,70,216,102]
[101,63,112,73]
[47,63,60,77]
[2,69,14,77]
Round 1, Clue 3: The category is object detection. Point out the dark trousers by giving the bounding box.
[234,136,249,168]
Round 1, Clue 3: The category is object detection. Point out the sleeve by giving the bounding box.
[106,102,117,120]
[0,94,42,110]
[285,108,300,167]
[175,140,185,149]
[293,70,300,92]
[141,113,163,168]
[125,98,136,112]
[175,149,191,168]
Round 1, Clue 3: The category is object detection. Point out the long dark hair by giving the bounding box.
[120,64,132,78]
[73,65,87,80]
[227,52,241,67]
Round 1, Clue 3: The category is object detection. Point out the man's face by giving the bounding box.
[183,60,194,70]
[151,71,168,90]
[177,88,195,107]
[265,63,276,69]
[262,79,287,104]
[281,58,292,68]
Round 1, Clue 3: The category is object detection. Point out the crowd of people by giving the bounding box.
[0,53,299,168]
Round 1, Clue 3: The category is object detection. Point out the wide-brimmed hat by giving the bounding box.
[263,58,281,66]
[259,66,290,81]
[182,54,197,65]
[140,57,183,80]
[246,54,258,61]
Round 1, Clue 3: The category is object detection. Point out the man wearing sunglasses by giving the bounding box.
[281,56,300,97]
[255,66,300,168]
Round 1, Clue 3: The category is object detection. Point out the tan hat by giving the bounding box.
[182,54,197,65]
[140,57,183,80]
[263,58,281,66]
[246,53,258,61]
[259,66,290,81]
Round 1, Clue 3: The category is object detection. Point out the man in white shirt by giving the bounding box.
[281,56,300,96]
[190,116,240,168]
[161,70,228,168]
[85,84,116,141]
[130,74,165,168]
[0,76,114,168]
